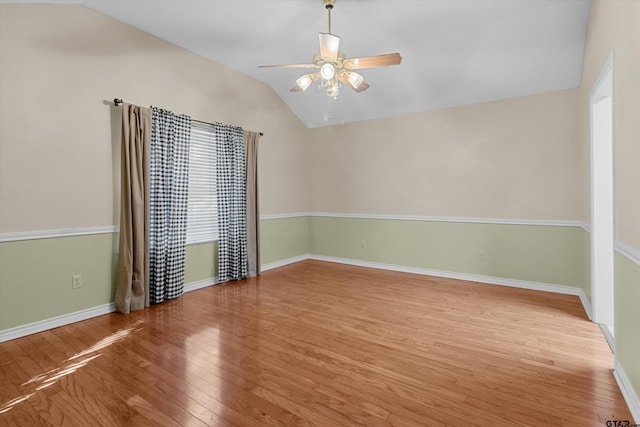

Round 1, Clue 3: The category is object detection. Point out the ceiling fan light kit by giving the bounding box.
[258,0,402,99]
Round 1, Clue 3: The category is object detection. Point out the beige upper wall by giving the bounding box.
[0,4,310,233]
[579,0,640,249]
[309,88,582,221]
[3,2,635,242]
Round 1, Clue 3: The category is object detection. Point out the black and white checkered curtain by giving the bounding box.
[215,123,248,281]
[149,107,191,304]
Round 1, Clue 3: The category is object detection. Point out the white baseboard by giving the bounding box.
[184,277,220,293]
[263,254,596,321]
[0,255,597,352]
[614,359,640,423]
[0,302,117,343]
[579,291,593,320]
[261,254,312,272]
[599,323,615,353]
[2,254,591,343]
[0,277,221,343]
[309,254,586,296]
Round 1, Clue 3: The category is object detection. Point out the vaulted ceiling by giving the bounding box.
[55,1,592,127]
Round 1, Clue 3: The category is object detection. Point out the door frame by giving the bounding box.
[589,51,615,348]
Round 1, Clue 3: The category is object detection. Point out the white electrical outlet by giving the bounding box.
[477,250,485,260]
[72,274,83,289]
[360,240,367,249]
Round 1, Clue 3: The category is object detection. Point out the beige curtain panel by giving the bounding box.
[115,104,151,314]
[244,130,260,277]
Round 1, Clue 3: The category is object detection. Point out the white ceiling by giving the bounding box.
[33,0,592,128]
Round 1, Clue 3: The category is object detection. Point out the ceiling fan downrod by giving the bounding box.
[324,0,335,34]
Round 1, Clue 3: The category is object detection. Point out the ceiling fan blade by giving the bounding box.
[258,63,317,69]
[353,82,369,93]
[319,33,340,62]
[343,53,402,70]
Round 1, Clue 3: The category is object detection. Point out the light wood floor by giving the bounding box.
[0,260,633,426]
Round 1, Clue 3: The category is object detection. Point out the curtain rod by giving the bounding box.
[113,98,263,136]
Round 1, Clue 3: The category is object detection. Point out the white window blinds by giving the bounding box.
[186,122,218,244]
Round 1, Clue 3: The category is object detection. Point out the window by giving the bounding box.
[186,122,218,244]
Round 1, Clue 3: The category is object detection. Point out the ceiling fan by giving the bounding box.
[258,0,402,98]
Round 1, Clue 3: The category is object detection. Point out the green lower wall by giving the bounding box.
[0,235,218,331]
[185,241,217,283]
[260,216,310,265]
[310,216,587,288]
[0,218,591,331]
[615,252,640,402]
[0,233,118,330]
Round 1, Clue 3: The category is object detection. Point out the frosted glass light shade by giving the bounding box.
[296,75,313,91]
[347,72,364,89]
